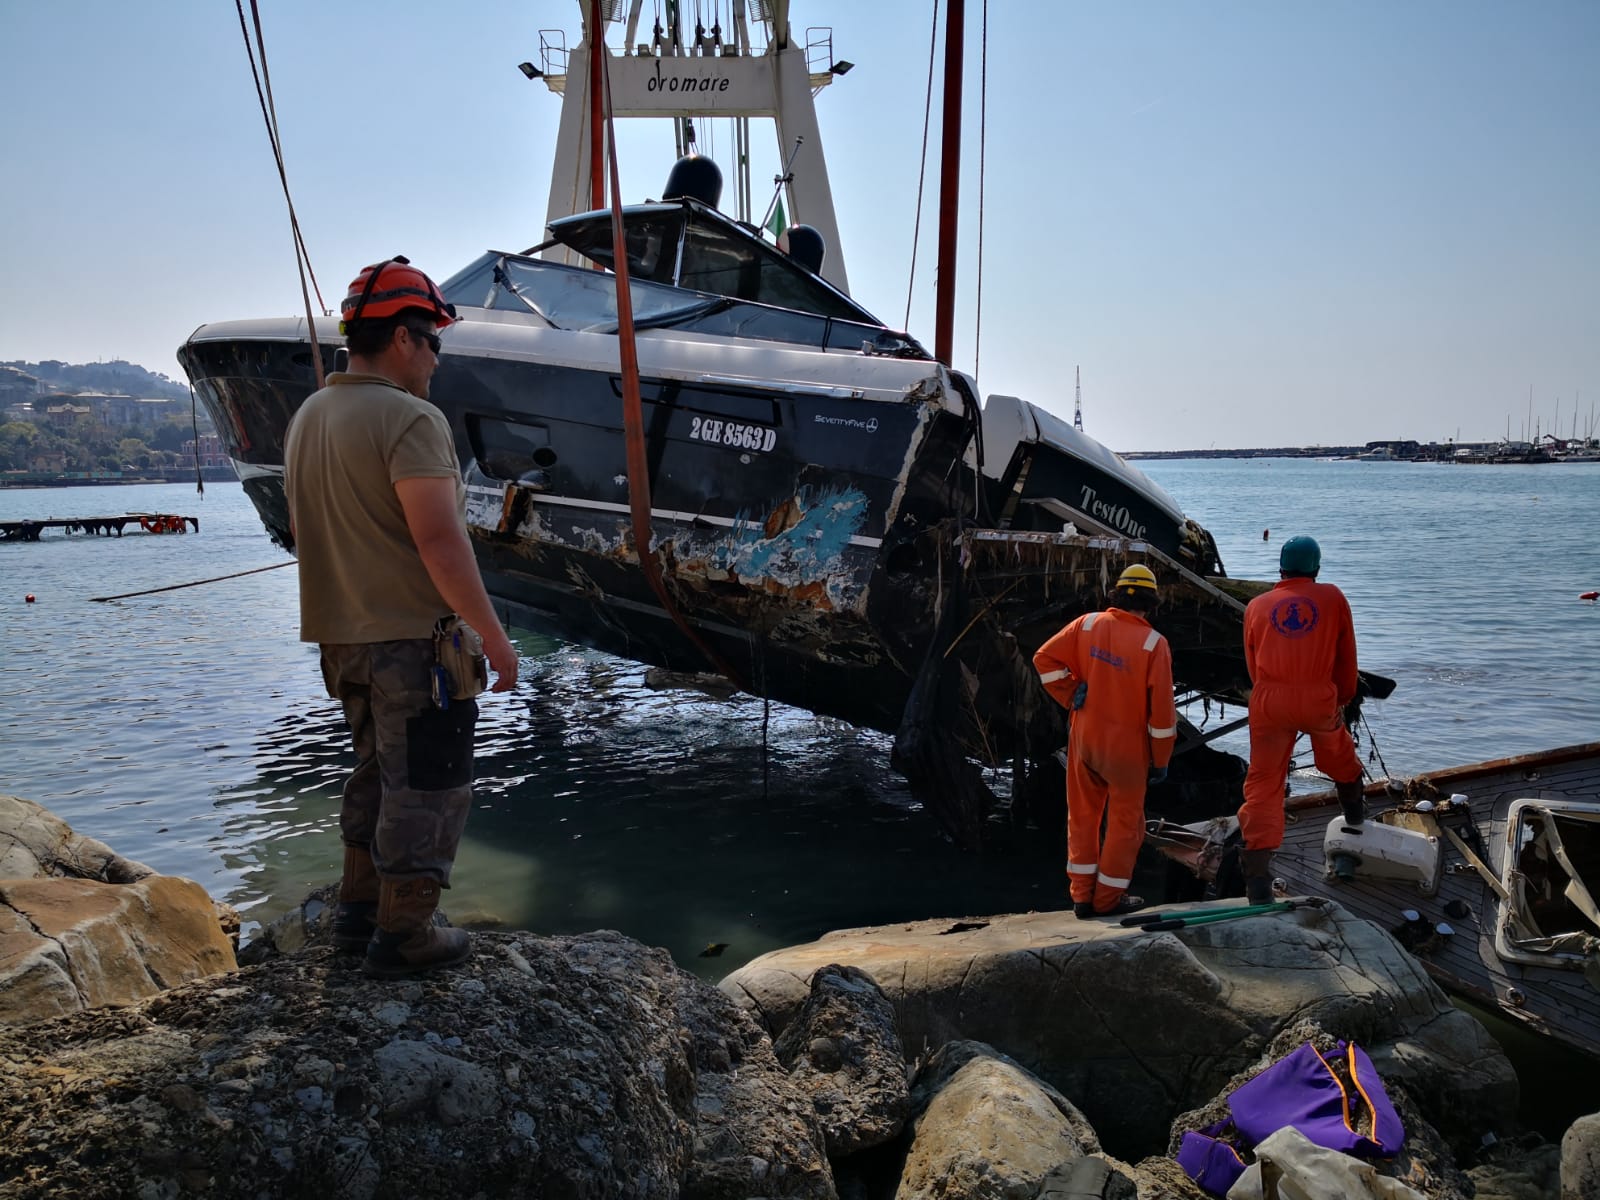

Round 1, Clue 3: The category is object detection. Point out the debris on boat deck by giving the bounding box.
[1150,742,1600,1061]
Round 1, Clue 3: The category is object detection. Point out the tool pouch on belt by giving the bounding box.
[432,616,488,705]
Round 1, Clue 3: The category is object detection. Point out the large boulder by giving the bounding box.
[0,930,834,1200]
[773,964,909,1157]
[0,875,236,1026]
[721,900,1518,1159]
[1563,1112,1600,1200]
[895,1040,1104,1200]
[0,796,237,1027]
[0,794,153,883]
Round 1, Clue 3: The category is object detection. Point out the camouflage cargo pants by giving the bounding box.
[319,638,477,884]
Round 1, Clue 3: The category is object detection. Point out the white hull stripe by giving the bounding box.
[1143,630,1161,652]
[1149,724,1177,738]
[1066,862,1097,875]
[1039,668,1071,684]
[1098,872,1131,888]
[468,488,883,549]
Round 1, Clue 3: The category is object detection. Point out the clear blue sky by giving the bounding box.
[2,1,1595,451]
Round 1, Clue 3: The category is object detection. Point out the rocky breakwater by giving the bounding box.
[0,794,237,1025]
[0,794,1594,1199]
[722,905,1595,1199]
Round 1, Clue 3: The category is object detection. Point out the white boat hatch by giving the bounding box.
[1494,798,1600,968]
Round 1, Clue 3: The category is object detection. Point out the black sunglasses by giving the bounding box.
[405,324,442,355]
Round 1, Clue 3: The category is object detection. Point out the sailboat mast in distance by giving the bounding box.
[1074,365,1083,431]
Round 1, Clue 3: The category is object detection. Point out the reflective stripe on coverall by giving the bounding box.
[1240,578,1363,851]
[1034,607,1178,912]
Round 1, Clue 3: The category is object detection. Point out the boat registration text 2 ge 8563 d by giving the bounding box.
[689,416,778,453]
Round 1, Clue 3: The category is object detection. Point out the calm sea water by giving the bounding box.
[2,463,1596,986]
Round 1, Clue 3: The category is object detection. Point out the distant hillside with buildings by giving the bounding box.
[0,359,227,484]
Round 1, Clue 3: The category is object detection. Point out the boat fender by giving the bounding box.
[778,224,826,274]
[1580,591,1598,602]
[663,155,723,209]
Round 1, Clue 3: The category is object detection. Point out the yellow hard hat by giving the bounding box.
[1114,564,1159,592]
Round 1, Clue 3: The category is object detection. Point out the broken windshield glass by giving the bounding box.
[440,253,718,332]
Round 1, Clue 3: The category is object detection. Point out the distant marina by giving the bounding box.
[1127,436,1600,464]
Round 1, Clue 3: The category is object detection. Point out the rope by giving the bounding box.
[1359,710,1393,780]
[973,0,988,381]
[236,0,327,388]
[757,635,771,801]
[188,383,205,496]
[903,0,940,330]
[91,561,294,603]
[599,12,748,692]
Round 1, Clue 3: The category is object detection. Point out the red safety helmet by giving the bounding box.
[339,256,457,330]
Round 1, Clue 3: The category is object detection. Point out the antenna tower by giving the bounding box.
[1074,366,1083,431]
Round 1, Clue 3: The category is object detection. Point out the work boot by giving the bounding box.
[364,877,471,979]
[1074,902,1095,920]
[1337,780,1366,827]
[1241,848,1276,906]
[1094,894,1147,917]
[331,844,379,953]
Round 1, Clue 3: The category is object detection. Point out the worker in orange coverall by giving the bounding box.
[1239,535,1366,904]
[1034,564,1178,918]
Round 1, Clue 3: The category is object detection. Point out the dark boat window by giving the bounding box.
[544,205,684,285]
[548,201,882,324]
[468,415,556,480]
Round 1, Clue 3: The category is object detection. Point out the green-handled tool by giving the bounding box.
[1120,900,1289,927]
[1136,900,1299,932]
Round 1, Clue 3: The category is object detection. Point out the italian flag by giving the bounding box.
[766,196,787,240]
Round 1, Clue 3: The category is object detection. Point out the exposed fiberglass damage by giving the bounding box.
[466,477,874,613]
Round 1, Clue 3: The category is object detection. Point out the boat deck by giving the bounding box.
[1273,744,1600,1059]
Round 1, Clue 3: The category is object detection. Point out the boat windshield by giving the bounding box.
[439,253,718,332]
[546,201,882,325]
[437,251,928,358]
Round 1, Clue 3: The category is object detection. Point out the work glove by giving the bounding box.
[1071,682,1088,710]
[1148,766,1168,785]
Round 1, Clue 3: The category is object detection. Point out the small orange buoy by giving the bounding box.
[25,594,35,603]
[1581,591,1599,602]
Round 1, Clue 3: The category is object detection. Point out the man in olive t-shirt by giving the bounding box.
[284,257,518,979]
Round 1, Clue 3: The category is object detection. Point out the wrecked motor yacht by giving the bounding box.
[178,3,1367,844]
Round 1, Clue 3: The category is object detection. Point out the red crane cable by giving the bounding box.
[597,8,748,691]
[588,1,606,212]
[933,0,964,367]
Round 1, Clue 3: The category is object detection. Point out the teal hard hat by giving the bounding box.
[1279,536,1322,576]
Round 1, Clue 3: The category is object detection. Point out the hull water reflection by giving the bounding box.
[222,646,1062,978]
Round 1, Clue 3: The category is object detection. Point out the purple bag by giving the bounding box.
[1178,1040,1405,1196]
[1177,1126,1247,1195]
[1229,1040,1404,1159]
